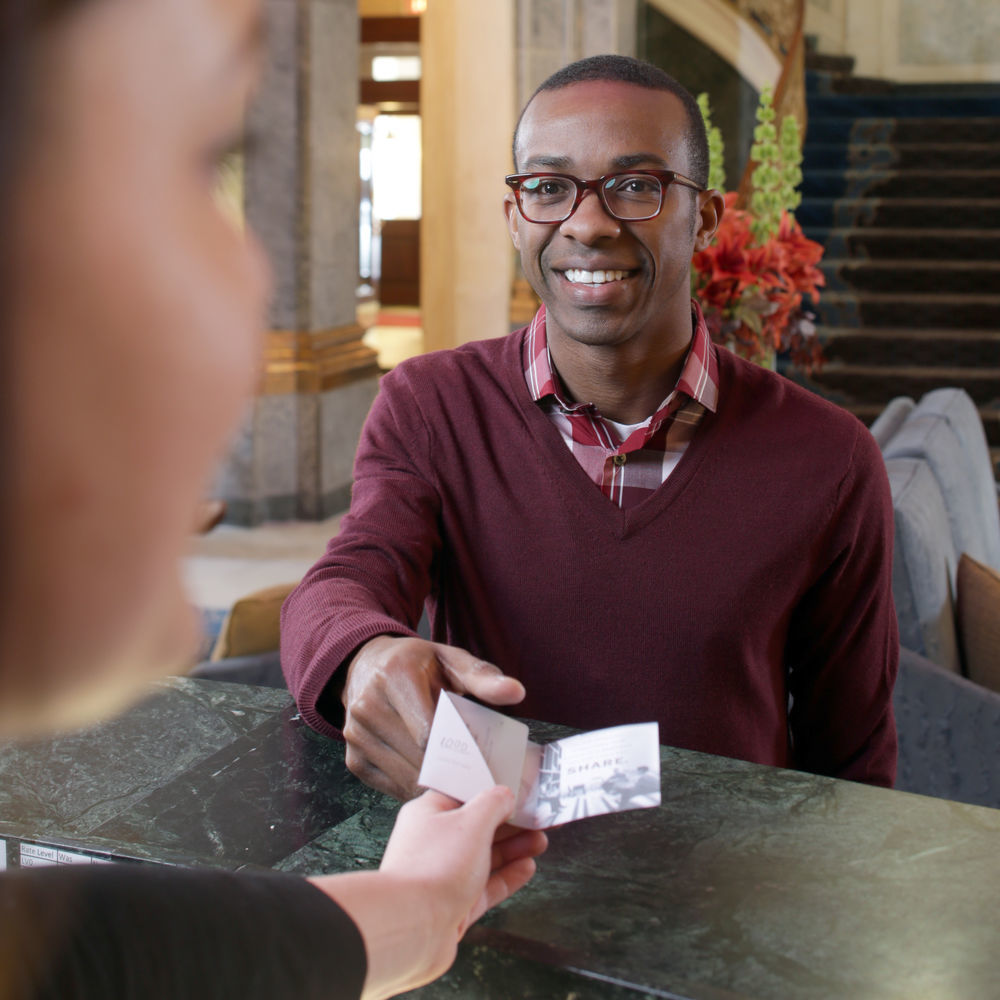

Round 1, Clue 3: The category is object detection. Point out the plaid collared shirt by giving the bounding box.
[523,301,719,509]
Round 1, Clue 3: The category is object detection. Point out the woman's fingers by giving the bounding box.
[490,829,548,871]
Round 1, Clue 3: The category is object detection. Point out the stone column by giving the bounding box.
[420,0,517,352]
[215,0,381,525]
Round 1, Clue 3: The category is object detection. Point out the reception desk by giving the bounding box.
[1,677,997,998]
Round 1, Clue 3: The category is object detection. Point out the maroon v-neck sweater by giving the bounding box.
[282,332,898,786]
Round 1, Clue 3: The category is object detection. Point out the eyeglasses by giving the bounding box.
[505,169,704,224]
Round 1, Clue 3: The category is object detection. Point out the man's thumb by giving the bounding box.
[436,645,525,705]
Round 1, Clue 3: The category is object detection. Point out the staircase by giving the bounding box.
[797,52,1000,470]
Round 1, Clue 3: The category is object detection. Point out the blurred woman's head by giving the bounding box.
[0,0,269,736]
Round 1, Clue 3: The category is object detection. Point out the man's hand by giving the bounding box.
[342,635,525,800]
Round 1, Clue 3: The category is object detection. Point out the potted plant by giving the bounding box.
[692,89,825,372]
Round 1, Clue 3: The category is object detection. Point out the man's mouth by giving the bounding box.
[562,268,632,285]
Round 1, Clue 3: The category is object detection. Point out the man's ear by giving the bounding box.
[503,193,521,250]
[693,188,725,252]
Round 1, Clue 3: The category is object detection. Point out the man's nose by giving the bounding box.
[558,189,621,243]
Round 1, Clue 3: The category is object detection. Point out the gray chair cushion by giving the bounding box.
[910,388,1000,570]
[868,395,915,450]
[885,457,961,672]
[883,412,997,571]
[189,650,286,688]
[893,647,1000,809]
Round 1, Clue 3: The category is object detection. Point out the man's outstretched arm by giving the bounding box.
[280,371,523,799]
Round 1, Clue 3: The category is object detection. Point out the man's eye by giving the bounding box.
[524,178,571,199]
[610,175,663,204]
[617,176,657,195]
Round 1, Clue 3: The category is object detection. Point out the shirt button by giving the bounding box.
[613,454,627,467]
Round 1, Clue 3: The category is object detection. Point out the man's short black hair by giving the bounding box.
[512,54,709,188]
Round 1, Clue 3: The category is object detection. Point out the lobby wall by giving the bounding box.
[806,0,1000,82]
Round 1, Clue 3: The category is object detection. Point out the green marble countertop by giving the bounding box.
[1,676,997,999]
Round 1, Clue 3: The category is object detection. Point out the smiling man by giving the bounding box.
[282,56,899,801]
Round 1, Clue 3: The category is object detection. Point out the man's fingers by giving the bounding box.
[343,723,422,800]
[343,697,427,772]
[344,639,442,769]
[385,662,443,755]
[436,646,525,706]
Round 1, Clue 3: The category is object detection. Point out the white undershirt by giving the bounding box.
[603,416,649,445]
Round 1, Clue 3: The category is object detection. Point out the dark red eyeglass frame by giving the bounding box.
[504,169,704,224]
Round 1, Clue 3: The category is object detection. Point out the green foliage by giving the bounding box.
[780,114,803,214]
[748,86,804,241]
[696,92,727,194]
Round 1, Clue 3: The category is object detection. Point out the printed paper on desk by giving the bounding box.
[417,691,530,803]
[418,692,661,829]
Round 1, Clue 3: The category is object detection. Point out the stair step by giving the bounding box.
[820,260,1000,295]
[804,53,856,75]
[808,362,1000,406]
[805,68,1000,98]
[797,198,1000,231]
[800,169,1000,199]
[819,327,1000,366]
[801,65,1000,446]
[802,143,1000,172]
[816,291,1000,329]
[807,94,1000,118]
[807,117,1000,145]
[806,70,896,95]
[808,228,1000,261]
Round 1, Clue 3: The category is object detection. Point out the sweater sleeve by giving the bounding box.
[785,422,899,787]
[0,866,366,1000]
[280,371,441,737]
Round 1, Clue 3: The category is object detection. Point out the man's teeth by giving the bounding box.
[564,268,629,284]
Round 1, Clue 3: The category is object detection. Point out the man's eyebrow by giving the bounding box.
[522,155,573,171]
[613,153,670,168]
[521,152,672,172]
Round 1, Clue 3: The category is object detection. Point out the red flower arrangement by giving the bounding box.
[692,90,826,372]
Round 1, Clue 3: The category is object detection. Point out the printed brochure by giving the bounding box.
[417,692,661,828]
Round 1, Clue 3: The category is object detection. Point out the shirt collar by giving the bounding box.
[523,300,719,416]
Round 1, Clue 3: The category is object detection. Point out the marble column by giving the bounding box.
[215,0,380,525]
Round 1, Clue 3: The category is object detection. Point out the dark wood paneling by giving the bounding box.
[360,79,420,106]
[361,16,420,44]
[379,219,420,306]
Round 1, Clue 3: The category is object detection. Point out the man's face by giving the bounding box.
[505,80,720,357]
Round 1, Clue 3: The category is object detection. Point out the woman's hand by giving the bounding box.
[310,786,547,1000]
[381,787,546,939]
